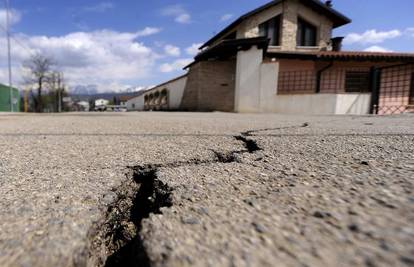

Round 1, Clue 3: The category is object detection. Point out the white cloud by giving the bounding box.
[220,14,234,22]
[161,5,191,24]
[0,9,22,28]
[405,27,414,37]
[344,29,402,45]
[0,28,164,92]
[185,43,202,56]
[0,69,6,82]
[159,58,192,73]
[176,14,191,24]
[164,44,181,57]
[364,46,393,52]
[83,2,114,13]
[136,27,162,37]
[71,3,115,30]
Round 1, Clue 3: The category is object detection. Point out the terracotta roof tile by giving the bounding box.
[267,50,414,61]
[318,51,414,60]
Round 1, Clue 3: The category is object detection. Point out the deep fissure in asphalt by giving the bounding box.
[234,136,261,153]
[91,125,311,266]
[100,134,263,266]
[104,166,172,267]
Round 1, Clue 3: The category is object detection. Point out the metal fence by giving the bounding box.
[374,64,414,115]
[277,70,315,94]
[277,68,371,94]
[321,68,370,94]
[277,64,414,115]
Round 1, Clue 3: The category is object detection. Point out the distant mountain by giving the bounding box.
[125,86,154,93]
[69,85,152,95]
[67,84,152,103]
[70,91,146,102]
[69,85,99,95]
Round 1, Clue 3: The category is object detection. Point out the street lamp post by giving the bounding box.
[5,0,13,112]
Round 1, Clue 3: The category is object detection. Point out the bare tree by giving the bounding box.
[23,54,55,112]
[49,72,65,112]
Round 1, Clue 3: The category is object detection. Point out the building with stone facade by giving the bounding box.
[128,0,414,115]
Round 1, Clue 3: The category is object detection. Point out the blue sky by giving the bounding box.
[0,0,413,92]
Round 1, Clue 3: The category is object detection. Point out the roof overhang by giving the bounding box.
[185,37,270,69]
[266,51,414,62]
[200,0,351,50]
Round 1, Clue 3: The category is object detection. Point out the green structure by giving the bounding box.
[0,83,20,112]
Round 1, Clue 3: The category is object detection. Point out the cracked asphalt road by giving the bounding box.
[0,112,413,267]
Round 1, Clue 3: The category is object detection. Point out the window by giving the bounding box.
[345,71,371,93]
[297,18,317,46]
[410,73,414,105]
[259,16,281,46]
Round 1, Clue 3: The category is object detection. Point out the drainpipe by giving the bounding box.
[369,67,381,115]
[316,61,333,93]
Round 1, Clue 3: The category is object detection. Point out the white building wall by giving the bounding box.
[267,94,371,115]
[271,94,337,114]
[234,46,371,115]
[167,76,187,109]
[335,94,371,115]
[95,99,109,106]
[126,76,187,111]
[259,61,280,112]
[126,95,145,111]
[235,46,263,113]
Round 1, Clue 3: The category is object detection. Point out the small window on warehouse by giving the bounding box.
[345,71,371,93]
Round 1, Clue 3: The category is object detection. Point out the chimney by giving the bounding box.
[325,1,333,7]
[331,37,344,52]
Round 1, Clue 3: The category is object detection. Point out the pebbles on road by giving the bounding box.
[0,112,413,267]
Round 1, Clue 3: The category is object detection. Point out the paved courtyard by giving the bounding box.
[0,112,413,267]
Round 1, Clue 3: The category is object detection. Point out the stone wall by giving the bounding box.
[237,4,283,40]
[180,60,236,112]
[211,0,335,52]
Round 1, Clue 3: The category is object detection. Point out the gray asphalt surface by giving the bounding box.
[0,112,413,267]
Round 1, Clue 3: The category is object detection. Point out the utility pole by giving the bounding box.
[58,72,62,113]
[24,88,28,112]
[5,0,13,112]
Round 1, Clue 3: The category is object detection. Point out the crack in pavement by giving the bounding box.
[87,125,309,266]
[86,133,262,266]
[0,122,308,138]
[7,122,414,139]
[241,122,309,136]
[103,166,172,267]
